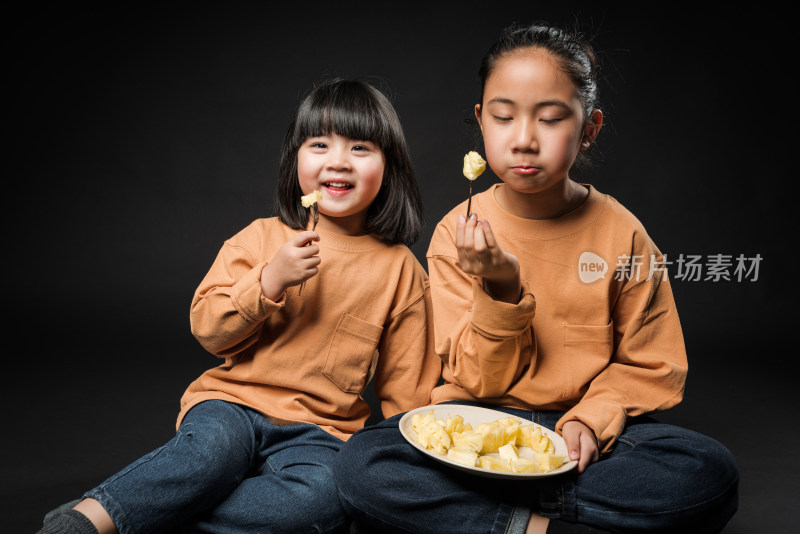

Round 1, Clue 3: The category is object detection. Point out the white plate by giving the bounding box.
[399,404,577,479]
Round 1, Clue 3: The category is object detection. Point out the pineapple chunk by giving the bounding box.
[534,452,565,473]
[517,424,554,453]
[446,447,479,467]
[496,416,520,427]
[451,430,484,453]
[463,151,486,180]
[515,425,535,447]
[510,458,541,473]
[498,443,519,464]
[499,420,521,447]
[474,420,519,453]
[477,423,505,453]
[445,414,467,435]
[411,410,436,435]
[417,421,452,455]
[478,455,512,472]
[300,190,322,207]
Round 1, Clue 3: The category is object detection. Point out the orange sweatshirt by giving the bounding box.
[178,218,441,441]
[428,184,687,452]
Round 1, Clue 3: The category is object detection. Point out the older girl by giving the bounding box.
[334,23,738,534]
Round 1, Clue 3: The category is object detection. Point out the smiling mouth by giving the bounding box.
[322,181,354,190]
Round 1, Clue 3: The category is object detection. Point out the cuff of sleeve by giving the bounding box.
[470,278,536,337]
[231,262,285,321]
[556,399,626,453]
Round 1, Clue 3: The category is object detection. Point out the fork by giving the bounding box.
[466,180,473,218]
[298,204,319,296]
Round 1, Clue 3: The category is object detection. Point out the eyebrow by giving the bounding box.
[486,97,572,111]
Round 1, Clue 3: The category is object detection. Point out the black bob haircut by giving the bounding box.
[275,78,424,247]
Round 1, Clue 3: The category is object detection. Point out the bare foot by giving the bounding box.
[525,513,550,534]
[73,499,119,534]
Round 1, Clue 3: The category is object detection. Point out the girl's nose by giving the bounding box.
[325,146,353,170]
[511,119,538,152]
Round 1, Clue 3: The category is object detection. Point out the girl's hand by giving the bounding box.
[455,214,521,303]
[560,420,600,473]
[260,231,320,300]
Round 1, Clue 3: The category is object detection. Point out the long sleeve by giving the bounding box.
[190,239,285,358]
[556,246,687,452]
[428,184,689,453]
[427,221,536,399]
[372,282,442,417]
[180,217,442,440]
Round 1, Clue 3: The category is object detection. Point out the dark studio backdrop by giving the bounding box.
[5,3,796,532]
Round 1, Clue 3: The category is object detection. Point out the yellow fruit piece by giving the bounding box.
[445,414,467,435]
[417,421,452,455]
[474,419,520,453]
[301,190,322,207]
[463,151,486,180]
[474,422,504,453]
[510,458,541,473]
[446,447,479,467]
[451,430,484,453]
[515,425,534,447]
[498,443,519,464]
[411,410,436,435]
[534,452,565,473]
[478,455,512,472]
[516,424,554,453]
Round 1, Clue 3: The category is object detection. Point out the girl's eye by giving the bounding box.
[540,118,564,124]
[492,115,512,122]
[310,142,327,149]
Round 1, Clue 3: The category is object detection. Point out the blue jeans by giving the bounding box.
[333,401,739,533]
[84,400,348,534]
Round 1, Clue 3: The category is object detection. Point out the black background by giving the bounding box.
[6,3,797,533]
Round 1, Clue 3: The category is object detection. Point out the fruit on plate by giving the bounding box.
[478,455,512,472]
[446,447,479,467]
[409,410,565,474]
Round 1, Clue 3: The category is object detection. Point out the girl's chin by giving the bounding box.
[500,175,564,195]
[316,209,368,223]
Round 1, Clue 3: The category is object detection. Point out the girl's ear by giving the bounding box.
[580,109,603,149]
[474,104,484,132]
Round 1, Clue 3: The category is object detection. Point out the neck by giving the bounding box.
[314,212,368,236]
[495,179,588,220]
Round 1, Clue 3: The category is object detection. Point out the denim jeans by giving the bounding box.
[333,401,739,534]
[84,400,348,534]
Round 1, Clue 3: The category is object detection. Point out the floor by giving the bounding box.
[5,318,796,533]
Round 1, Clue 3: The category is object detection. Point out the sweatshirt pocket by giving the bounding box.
[560,322,614,400]
[323,313,384,394]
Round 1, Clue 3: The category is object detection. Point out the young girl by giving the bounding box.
[334,23,739,534]
[37,78,441,534]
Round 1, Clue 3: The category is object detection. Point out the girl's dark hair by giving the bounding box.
[275,78,424,247]
[477,22,601,170]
